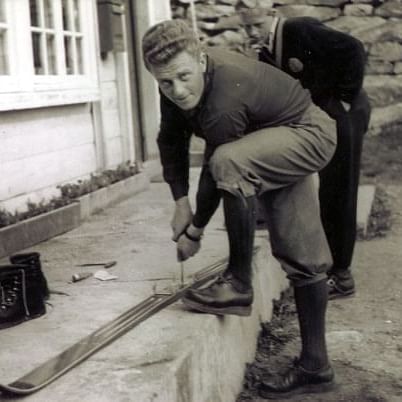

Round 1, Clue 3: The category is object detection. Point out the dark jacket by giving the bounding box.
[259,17,367,111]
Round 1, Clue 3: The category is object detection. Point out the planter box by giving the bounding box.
[79,172,149,220]
[0,172,150,259]
[0,203,81,259]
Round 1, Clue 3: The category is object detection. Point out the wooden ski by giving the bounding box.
[0,255,234,396]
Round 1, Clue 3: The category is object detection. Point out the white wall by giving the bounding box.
[0,104,97,212]
[133,0,172,159]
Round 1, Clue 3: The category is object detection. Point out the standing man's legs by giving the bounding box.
[319,91,371,299]
[258,176,335,397]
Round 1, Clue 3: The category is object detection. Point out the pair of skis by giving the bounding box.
[0,256,230,396]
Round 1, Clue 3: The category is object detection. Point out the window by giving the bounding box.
[0,0,99,110]
[0,0,9,75]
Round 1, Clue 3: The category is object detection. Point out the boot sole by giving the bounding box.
[328,289,355,301]
[259,380,337,399]
[181,297,252,317]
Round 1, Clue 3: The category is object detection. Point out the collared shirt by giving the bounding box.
[158,48,312,200]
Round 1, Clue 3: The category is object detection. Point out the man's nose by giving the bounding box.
[172,80,186,98]
[249,26,259,38]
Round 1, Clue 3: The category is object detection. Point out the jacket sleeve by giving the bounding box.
[157,95,192,200]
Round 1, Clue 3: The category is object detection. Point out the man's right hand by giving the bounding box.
[171,196,193,242]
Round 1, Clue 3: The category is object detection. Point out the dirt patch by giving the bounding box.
[237,290,402,402]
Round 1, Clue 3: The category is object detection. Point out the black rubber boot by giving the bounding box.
[0,266,27,329]
[10,252,50,300]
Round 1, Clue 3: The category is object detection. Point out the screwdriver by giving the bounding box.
[180,261,184,287]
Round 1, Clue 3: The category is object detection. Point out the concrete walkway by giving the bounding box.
[0,169,288,402]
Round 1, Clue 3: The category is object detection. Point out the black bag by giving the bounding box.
[0,253,48,330]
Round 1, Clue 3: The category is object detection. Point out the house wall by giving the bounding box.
[132,0,172,160]
[0,0,139,214]
[0,104,97,212]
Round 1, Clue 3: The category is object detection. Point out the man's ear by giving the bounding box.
[199,52,207,72]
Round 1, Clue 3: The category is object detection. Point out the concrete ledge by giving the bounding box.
[0,176,288,402]
[130,243,288,402]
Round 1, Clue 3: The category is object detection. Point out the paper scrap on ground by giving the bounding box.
[94,269,118,281]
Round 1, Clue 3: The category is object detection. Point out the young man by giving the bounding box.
[236,0,372,299]
[142,19,337,398]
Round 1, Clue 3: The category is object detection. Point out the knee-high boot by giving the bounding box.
[223,191,256,288]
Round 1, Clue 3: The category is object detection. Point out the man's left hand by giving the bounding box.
[177,234,201,261]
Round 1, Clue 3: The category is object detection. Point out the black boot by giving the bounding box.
[10,252,50,300]
[258,358,335,399]
[182,191,256,316]
[0,266,28,329]
[182,273,253,316]
[327,268,355,300]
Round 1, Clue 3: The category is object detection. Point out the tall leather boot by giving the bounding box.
[182,191,256,316]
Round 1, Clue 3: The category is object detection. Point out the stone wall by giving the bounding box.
[171,0,402,135]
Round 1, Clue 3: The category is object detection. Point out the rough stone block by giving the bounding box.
[375,0,402,18]
[277,5,340,20]
[344,4,373,16]
[357,185,376,236]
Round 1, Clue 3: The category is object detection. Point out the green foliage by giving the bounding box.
[0,162,137,229]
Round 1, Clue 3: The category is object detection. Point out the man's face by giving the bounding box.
[150,51,206,111]
[241,16,272,49]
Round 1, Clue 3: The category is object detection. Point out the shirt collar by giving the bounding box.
[266,16,280,54]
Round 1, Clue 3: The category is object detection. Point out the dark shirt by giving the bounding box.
[260,17,366,109]
[158,48,312,201]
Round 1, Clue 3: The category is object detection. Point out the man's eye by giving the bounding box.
[180,73,190,81]
[160,80,171,88]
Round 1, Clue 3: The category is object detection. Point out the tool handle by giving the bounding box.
[71,272,92,282]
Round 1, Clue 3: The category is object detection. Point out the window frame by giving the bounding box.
[0,0,99,111]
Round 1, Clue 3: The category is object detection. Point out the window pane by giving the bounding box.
[30,0,40,27]
[62,0,70,31]
[46,34,56,74]
[0,1,5,23]
[64,35,73,74]
[44,0,54,28]
[32,32,45,74]
[0,29,9,75]
[76,37,83,74]
[73,0,80,31]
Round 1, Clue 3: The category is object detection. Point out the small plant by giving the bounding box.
[0,162,138,229]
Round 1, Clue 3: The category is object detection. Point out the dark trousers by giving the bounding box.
[318,90,371,273]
